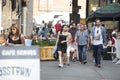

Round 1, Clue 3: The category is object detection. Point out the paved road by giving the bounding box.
[41,52,120,80]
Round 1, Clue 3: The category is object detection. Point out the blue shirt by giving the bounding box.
[75,30,89,45]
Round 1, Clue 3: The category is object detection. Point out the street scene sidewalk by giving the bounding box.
[41,52,120,80]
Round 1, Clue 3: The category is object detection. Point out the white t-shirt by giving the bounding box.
[93,27,103,45]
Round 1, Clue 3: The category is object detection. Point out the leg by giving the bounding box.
[97,44,103,65]
[58,51,63,67]
[78,45,82,62]
[72,50,76,62]
[66,46,71,65]
[75,48,79,60]
[93,45,98,65]
[63,53,67,64]
[73,44,78,61]
[82,45,87,63]
[66,55,70,65]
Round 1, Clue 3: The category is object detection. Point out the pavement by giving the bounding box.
[41,51,120,80]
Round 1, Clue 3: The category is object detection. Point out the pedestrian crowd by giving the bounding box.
[53,19,119,68]
[0,18,119,69]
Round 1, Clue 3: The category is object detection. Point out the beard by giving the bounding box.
[96,24,100,26]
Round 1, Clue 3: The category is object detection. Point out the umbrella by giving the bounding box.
[87,3,120,22]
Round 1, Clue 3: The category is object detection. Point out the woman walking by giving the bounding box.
[56,25,71,67]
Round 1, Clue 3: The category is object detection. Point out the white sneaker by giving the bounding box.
[58,64,63,68]
[112,58,119,63]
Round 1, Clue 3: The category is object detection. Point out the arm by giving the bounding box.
[90,34,93,45]
[6,35,14,46]
[87,34,90,45]
[90,27,94,45]
[87,34,91,50]
[67,32,72,44]
[20,36,25,45]
[61,32,71,43]
[74,31,78,45]
[56,32,60,45]
[102,27,107,45]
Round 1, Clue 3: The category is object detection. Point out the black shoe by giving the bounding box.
[72,59,76,62]
[63,63,66,65]
[94,64,98,67]
[97,64,101,68]
[80,61,84,64]
[67,63,70,66]
[58,66,62,68]
[83,61,87,64]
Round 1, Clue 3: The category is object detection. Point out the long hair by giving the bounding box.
[60,25,68,34]
[10,23,20,37]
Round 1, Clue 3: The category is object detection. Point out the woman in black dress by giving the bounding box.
[56,25,71,67]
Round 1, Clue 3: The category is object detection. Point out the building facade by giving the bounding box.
[0,0,22,33]
[33,0,86,24]
[0,0,33,36]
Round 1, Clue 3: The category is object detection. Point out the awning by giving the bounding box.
[87,3,120,22]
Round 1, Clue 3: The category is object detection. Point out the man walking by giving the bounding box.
[68,22,78,61]
[75,24,89,64]
[90,19,107,68]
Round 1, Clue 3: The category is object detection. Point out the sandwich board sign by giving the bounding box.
[0,46,40,80]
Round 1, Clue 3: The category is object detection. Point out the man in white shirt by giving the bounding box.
[90,19,107,68]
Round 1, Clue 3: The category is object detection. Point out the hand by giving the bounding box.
[75,42,77,45]
[61,41,66,44]
[6,42,14,46]
[90,40,92,44]
[87,44,90,51]
[104,43,107,46]
[87,44,89,48]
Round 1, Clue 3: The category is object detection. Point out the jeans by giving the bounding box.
[78,45,87,62]
[93,44,103,65]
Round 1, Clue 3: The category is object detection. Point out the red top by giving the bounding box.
[112,38,115,45]
[55,23,61,33]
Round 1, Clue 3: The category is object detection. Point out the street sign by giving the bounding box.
[0,46,40,80]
